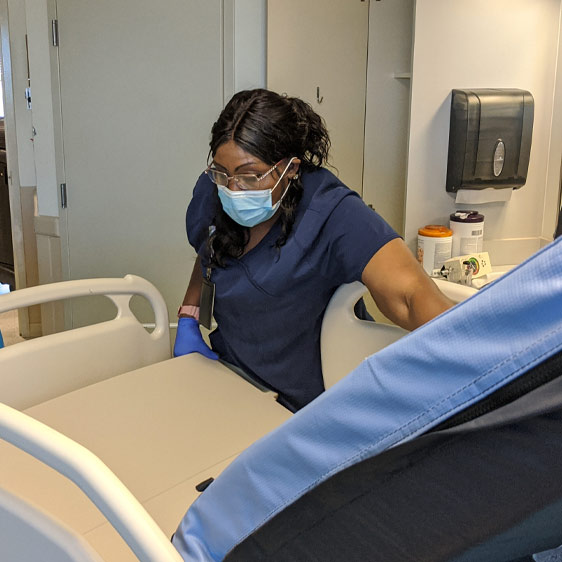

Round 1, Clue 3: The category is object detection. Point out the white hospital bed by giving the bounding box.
[0,275,475,561]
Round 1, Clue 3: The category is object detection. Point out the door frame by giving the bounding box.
[0,0,33,335]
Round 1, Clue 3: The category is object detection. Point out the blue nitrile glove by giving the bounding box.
[174,317,218,360]
[0,329,4,349]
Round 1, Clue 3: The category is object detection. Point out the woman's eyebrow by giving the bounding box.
[212,159,263,173]
[235,161,262,173]
[210,160,227,171]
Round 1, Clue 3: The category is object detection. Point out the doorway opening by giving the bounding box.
[0,74,13,291]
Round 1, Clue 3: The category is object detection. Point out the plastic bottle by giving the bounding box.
[417,225,453,275]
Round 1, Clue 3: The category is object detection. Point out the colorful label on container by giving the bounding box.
[417,235,452,275]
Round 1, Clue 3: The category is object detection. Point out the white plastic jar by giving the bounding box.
[449,211,484,257]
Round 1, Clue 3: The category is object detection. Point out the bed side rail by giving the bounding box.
[0,275,171,409]
[0,401,182,562]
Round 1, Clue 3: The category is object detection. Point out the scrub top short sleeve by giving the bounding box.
[185,168,400,410]
[305,191,398,286]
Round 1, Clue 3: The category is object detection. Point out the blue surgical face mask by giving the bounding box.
[217,158,296,227]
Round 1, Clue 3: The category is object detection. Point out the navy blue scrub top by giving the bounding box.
[186,168,399,410]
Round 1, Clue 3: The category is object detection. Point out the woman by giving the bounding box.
[175,88,453,411]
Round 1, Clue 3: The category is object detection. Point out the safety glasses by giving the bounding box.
[205,161,282,191]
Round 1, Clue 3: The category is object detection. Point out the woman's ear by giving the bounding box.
[289,158,301,179]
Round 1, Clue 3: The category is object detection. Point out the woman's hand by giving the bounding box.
[174,317,218,360]
[175,255,218,359]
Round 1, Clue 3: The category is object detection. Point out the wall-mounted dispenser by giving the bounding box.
[446,89,534,203]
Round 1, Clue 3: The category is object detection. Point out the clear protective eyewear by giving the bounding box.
[205,160,283,191]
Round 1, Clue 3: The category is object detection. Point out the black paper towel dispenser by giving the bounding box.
[446,89,534,193]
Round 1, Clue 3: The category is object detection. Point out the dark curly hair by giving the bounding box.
[207,89,331,266]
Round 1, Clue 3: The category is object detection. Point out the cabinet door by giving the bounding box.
[267,0,369,195]
[56,0,223,326]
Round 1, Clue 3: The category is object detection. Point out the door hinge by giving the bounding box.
[25,86,32,109]
[52,19,59,47]
[60,183,67,208]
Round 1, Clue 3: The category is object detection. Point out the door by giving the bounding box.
[267,0,369,195]
[56,0,224,326]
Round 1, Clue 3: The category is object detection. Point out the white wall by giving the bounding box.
[405,0,562,265]
[544,5,562,239]
[363,0,413,234]
[223,0,267,104]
